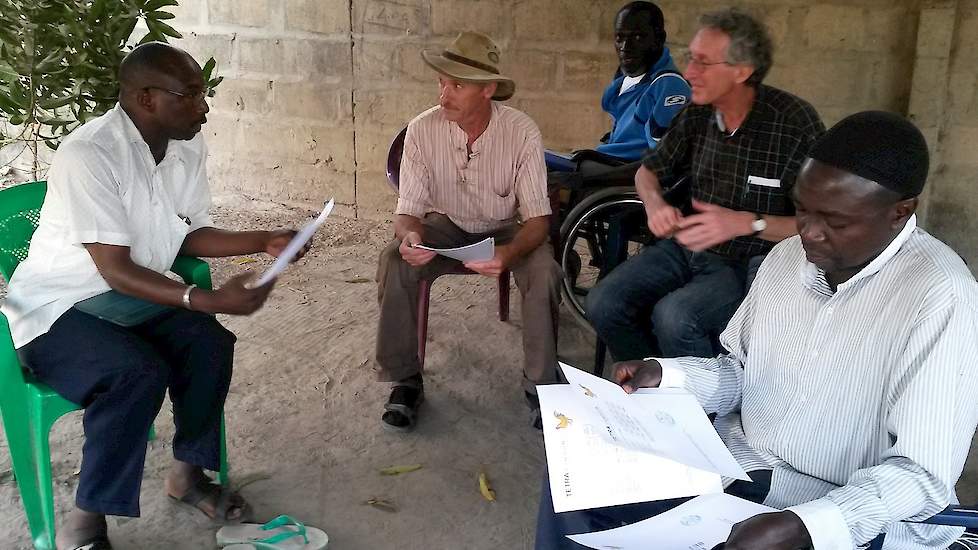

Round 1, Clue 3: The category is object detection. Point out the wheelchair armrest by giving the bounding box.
[919,505,978,529]
[170,256,213,291]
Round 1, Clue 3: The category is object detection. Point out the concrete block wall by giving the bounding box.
[170,0,357,216]
[166,0,976,267]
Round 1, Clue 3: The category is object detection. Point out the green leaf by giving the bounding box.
[150,19,182,39]
[147,10,175,20]
[38,94,76,109]
[142,0,179,11]
[201,57,216,80]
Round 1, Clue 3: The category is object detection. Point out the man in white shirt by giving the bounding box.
[536,112,978,549]
[2,43,308,550]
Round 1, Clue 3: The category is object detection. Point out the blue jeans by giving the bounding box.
[535,469,772,549]
[16,308,235,517]
[586,239,764,360]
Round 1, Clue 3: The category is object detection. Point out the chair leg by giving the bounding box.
[217,413,229,486]
[2,410,55,549]
[417,280,432,371]
[30,408,60,550]
[498,271,510,322]
[593,338,607,377]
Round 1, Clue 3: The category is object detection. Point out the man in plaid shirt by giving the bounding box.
[587,8,825,361]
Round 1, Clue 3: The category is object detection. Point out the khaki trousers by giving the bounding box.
[374,213,562,393]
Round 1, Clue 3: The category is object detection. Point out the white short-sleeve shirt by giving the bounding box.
[1,103,214,348]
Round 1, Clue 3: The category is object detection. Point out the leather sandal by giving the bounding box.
[382,378,424,433]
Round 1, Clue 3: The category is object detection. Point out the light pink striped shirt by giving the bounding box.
[395,102,551,233]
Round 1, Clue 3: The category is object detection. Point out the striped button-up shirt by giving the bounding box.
[395,102,551,233]
[657,216,978,549]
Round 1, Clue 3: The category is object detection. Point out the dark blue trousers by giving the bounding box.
[535,469,772,549]
[586,238,765,360]
[16,307,236,517]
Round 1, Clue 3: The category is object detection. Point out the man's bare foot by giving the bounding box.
[55,508,109,550]
[164,461,247,523]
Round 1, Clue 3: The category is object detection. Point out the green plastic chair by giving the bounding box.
[0,181,229,550]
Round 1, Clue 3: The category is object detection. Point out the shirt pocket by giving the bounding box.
[485,183,517,221]
[741,168,789,215]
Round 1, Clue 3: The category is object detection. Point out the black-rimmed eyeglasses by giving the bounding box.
[682,52,733,69]
[144,86,209,103]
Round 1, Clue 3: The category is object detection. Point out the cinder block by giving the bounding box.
[514,98,608,151]
[561,52,616,97]
[175,33,234,70]
[503,50,558,92]
[355,90,437,127]
[291,125,357,171]
[354,0,427,35]
[239,38,294,75]
[355,130,402,173]
[803,5,867,51]
[514,0,598,42]
[356,169,399,218]
[272,83,346,121]
[285,0,350,35]
[430,0,507,37]
[208,0,270,28]
[291,39,352,81]
[210,78,274,114]
[355,39,439,86]
[169,0,203,25]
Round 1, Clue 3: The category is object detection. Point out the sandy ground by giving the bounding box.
[1,198,976,549]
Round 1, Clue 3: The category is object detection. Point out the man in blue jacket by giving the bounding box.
[596,1,690,161]
[551,2,691,187]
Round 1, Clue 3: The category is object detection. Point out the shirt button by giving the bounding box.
[799,394,807,403]
[826,306,834,315]
[810,350,818,359]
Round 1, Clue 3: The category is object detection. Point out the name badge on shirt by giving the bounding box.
[747,175,781,188]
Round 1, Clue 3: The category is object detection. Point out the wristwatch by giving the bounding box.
[750,213,767,236]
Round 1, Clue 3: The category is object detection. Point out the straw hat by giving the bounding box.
[421,31,516,101]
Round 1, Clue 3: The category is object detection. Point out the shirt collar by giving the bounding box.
[800,214,917,295]
[713,84,767,137]
[115,102,184,166]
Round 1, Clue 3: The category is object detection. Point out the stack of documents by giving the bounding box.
[538,363,769,549]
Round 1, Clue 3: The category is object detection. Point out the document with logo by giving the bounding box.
[249,198,334,288]
[538,383,722,513]
[414,237,494,262]
[556,362,749,481]
[567,493,776,550]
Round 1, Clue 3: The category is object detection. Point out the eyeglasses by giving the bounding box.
[144,86,209,103]
[682,52,732,69]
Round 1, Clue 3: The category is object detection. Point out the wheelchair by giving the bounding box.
[546,149,687,331]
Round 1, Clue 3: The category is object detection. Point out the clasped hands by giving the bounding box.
[614,359,813,550]
[646,195,755,252]
[399,231,512,277]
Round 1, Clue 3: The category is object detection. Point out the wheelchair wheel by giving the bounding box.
[558,186,649,330]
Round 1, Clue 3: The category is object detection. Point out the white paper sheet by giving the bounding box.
[538,384,722,513]
[249,198,334,288]
[567,493,776,550]
[415,237,494,262]
[557,362,749,481]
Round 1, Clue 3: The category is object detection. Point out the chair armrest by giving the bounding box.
[170,256,213,291]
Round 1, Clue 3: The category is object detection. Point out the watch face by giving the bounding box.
[752,218,767,232]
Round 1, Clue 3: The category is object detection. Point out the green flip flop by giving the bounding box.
[217,515,329,549]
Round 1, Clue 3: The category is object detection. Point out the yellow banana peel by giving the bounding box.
[479,471,496,502]
[379,463,423,476]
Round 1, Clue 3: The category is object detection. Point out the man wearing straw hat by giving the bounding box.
[373,31,562,432]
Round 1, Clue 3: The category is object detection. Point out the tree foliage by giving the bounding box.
[0,0,221,152]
